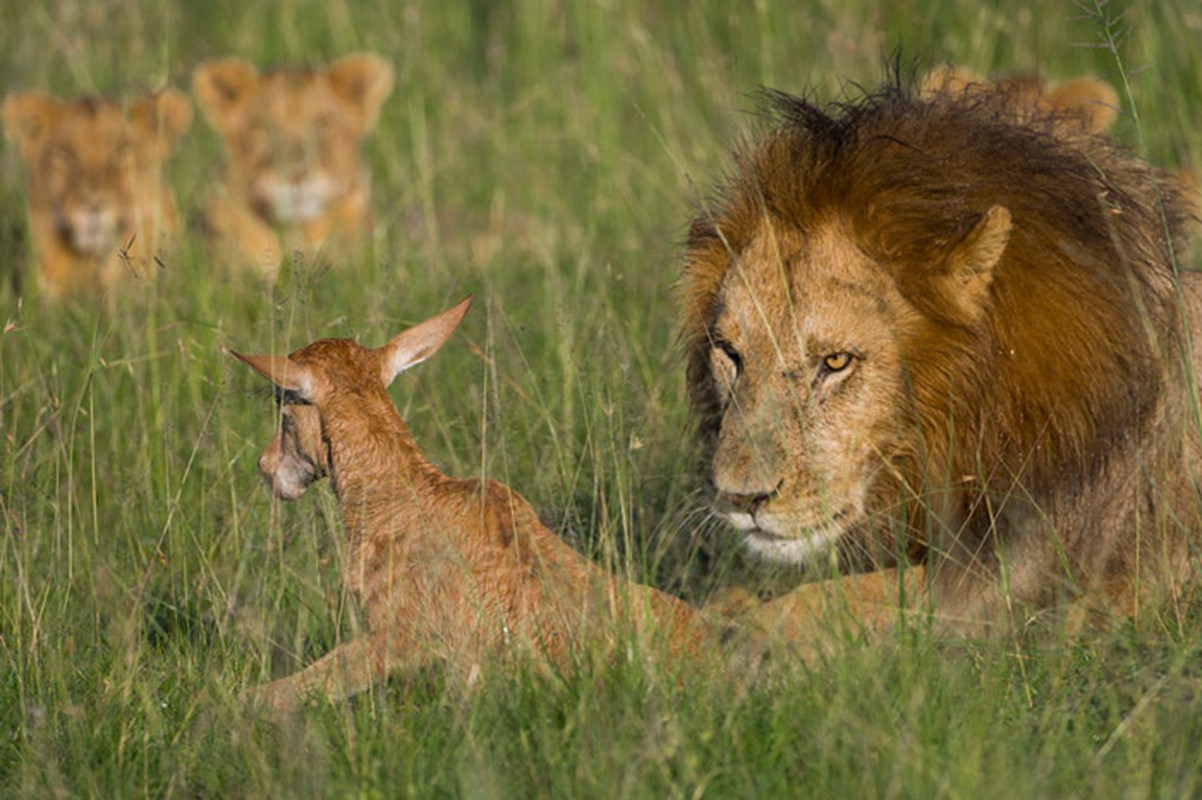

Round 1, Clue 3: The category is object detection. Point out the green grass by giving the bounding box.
[2,0,1202,796]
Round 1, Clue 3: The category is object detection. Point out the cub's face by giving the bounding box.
[705,222,915,566]
[2,91,192,256]
[193,54,393,225]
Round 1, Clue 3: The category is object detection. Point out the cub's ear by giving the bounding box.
[130,89,193,151]
[230,351,314,401]
[193,58,260,131]
[918,64,983,98]
[327,52,394,130]
[1047,77,1119,135]
[932,205,1011,325]
[377,296,473,387]
[2,91,62,161]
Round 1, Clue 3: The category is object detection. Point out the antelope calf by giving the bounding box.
[233,297,706,710]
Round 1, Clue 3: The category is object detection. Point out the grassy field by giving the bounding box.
[2,0,1202,796]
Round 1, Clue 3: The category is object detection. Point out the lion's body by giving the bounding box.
[684,77,1200,632]
[192,53,393,280]
[2,91,192,298]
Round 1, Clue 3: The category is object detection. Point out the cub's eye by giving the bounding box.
[313,113,335,135]
[108,142,132,164]
[45,146,76,173]
[822,353,852,373]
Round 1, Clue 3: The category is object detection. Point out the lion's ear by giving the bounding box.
[934,205,1011,324]
[130,89,193,152]
[193,58,260,131]
[327,52,394,131]
[2,91,61,161]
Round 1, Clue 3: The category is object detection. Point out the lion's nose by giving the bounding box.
[711,485,778,516]
[724,492,769,514]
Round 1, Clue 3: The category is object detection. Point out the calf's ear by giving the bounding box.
[230,351,314,401]
[378,296,473,387]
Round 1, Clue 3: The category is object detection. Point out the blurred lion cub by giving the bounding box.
[2,90,192,298]
[920,65,1120,135]
[192,53,394,280]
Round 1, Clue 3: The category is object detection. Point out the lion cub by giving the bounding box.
[233,298,705,710]
[2,90,192,299]
[193,53,394,280]
[920,65,1120,135]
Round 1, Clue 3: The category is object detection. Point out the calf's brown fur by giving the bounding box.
[234,298,705,710]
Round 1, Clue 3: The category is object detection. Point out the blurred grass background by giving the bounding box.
[2,0,1202,796]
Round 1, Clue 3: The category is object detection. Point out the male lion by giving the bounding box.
[684,75,1201,638]
[192,53,394,280]
[2,90,192,299]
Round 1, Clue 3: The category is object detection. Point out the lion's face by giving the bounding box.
[705,221,915,565]
[193,54,393,225]
[2,91,191,256]
[686,79,1197,623]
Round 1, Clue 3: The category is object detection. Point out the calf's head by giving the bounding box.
[232,296,473,499]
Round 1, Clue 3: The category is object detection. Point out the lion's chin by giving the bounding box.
[740,524,844,566]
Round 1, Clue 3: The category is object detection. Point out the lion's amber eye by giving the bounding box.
[718,341,742,372]
[822,353,852,372]
[710,340,741,395]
